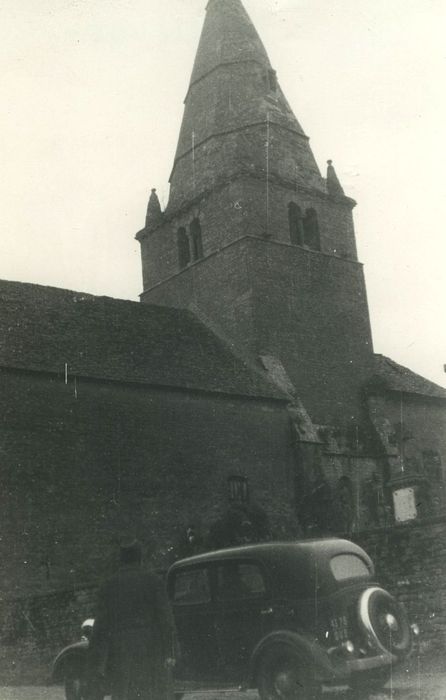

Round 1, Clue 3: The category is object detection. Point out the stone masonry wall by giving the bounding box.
[0,586,96,685]
[143,236,373,425]
[369,392,446,495]
[354,518,446,656]
[141,170,357,291]
[247,238,373,423]
[0,370,295,600]
[4,517,446,685]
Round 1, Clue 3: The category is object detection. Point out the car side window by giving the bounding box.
[173,567,211,605]
[216,562,266,601]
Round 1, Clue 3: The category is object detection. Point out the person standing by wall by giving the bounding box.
[88,540,176,700]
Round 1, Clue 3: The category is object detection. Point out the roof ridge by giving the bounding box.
[373,353,446,398]
[0,279,286,401]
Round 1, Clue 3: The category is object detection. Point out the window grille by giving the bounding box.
[228,475,249,503]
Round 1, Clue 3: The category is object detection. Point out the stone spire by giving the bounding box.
[167,0,323,210]
[190,0,271,86]
[326,160,345,196]
[138,0,371,428]
[145,188,163,230]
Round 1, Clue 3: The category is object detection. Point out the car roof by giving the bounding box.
[168,538,370,573]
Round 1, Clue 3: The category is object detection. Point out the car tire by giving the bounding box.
[358,587,411,657]
[257,643,321,700]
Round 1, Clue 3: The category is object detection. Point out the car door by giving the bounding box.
[170,564,218,682]
[213,559,271,683]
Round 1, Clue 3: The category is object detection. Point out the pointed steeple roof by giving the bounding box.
[190,0,271,87]
[167,0,323,210]
[326,160,345,196]
[145,188,163,230]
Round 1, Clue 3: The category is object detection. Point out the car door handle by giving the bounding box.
[260,607,273,615]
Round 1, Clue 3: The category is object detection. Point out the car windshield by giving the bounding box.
[330,554,370,581]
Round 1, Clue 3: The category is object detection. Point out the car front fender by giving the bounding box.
[248,629,342,686]
[51,639,89,683]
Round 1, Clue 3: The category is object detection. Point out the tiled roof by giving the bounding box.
[0,280,284,400]
[371,354,446,400]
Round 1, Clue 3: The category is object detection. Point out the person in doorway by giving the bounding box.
[88,540,176,700]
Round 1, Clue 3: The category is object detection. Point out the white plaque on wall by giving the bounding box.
[393,487,417,523]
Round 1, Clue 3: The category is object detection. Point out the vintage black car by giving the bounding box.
[52,538,418,698]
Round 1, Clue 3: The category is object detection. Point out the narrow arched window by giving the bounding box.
[177,227,190,269]
[303,208,321,251]
[288,202,304,246]
[190,218,203,260]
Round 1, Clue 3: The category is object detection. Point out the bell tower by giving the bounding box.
[137,0,374,427]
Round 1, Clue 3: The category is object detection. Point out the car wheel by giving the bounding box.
[257,643,321,700]
[358,587,411,657]
[350,667,391,696]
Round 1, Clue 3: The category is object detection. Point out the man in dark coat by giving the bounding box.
[88,541,176,700]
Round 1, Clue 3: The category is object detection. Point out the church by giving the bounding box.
[1,0,446,656]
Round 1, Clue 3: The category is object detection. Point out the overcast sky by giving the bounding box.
[0,0,445,386]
